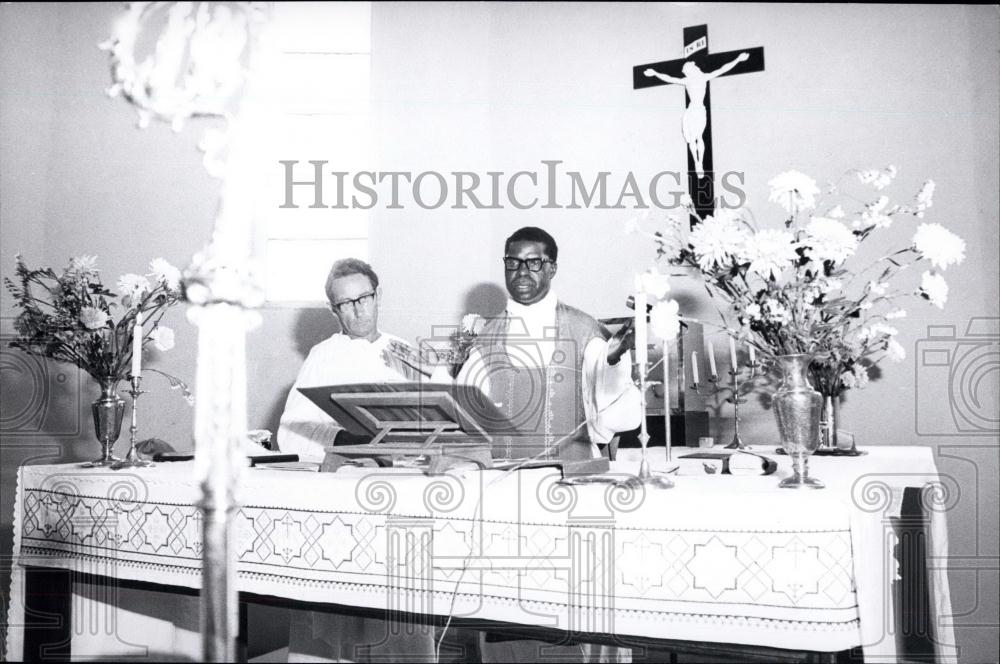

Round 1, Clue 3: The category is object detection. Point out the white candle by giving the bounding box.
[131,311,143,377]
[707,341,718,378]
[634,292,648,369]
[691,351,700,384]
[729,336,738,371]
[749,345,756,365]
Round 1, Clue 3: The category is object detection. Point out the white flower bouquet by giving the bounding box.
[630,166,965,399]
[447,313,482,368]
[5,254,191,397]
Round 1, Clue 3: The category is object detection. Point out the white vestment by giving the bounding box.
[278,332,414,462]
[279,330,437,663]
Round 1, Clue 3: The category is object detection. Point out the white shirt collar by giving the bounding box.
[334,331,389,347]
[506,290,558,338]
[507,289,557,319]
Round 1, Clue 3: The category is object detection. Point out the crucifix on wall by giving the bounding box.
[633,25,764,222]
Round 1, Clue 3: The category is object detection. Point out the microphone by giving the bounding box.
[600,296,650,328]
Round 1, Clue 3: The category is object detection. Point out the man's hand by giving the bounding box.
[607,320,635,366]
[643,68,656,77]
[335,430,373,446]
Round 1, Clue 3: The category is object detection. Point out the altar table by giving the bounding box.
[5,446,957,662]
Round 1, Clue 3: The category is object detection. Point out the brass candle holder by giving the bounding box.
[625,343,675,490]
[112,375,154,469]
[690,358,761,450]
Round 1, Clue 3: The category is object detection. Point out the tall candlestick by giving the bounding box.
[691,351,700,384]
[112,375,153,469]
[707,341,718,378]
[634,292,648,369]
[729,336,738,371]
[131,311,143,377]
[663,340,671,462]
[624,290,672,489]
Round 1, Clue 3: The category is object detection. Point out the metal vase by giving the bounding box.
[89,379,124,467]
[820,391,865,455]
[773,354,824,489]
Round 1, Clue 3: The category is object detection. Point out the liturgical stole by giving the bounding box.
[475,303,604,461]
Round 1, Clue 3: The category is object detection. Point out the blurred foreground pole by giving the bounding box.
[100,3,274,659]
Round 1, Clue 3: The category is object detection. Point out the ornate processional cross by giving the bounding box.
[633,24,765,223]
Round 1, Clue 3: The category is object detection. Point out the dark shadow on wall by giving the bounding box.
[293,307,337,358]
[260,308,336,445]
[413,283,507,347]
[462,282,507,318]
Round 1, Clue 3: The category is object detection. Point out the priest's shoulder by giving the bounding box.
[303,331,408,354]
[556,301,604,339]
[304,332,347,354]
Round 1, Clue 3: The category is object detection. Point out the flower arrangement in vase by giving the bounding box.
[5,255,192,465]
[629,166,964,463]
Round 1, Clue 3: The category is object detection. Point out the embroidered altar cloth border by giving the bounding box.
[6,446,956,662]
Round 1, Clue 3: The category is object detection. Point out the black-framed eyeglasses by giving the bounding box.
[332,291,376,314]
[503,256,553,272]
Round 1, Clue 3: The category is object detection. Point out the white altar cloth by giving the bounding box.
[5,446,956,662]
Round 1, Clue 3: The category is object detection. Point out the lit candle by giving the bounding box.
[691,351,700,384]
[707,341,718,378]
[131,311,143,377]
[729,336,738,371]
[749,345,756,365]
[634,292,648,369]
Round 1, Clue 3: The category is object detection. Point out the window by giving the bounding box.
[261,2,372,303]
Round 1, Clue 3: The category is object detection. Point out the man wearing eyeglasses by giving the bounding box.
[458,226,640,463]
[280,257,437,662]
[456,227,640,662]
[278,257,431,462]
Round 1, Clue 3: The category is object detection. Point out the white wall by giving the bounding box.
[1,3,997,661]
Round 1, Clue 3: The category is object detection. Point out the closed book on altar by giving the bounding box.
[678,451,777,475]
[727,451,777,475]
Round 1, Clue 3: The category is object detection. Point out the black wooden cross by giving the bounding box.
[633,25,764,223]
